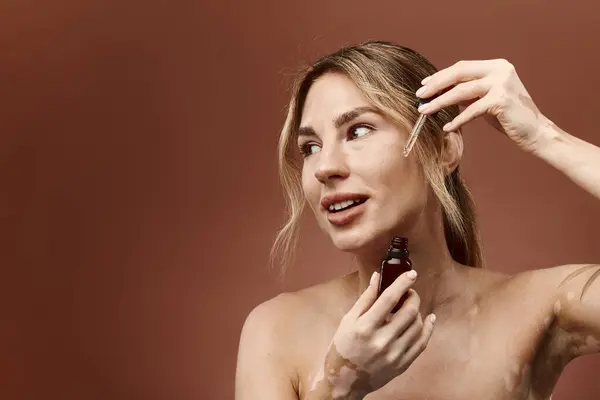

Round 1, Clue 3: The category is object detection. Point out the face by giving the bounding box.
[297,72,431,253]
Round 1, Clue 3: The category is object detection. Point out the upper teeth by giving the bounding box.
[329,199,362,211]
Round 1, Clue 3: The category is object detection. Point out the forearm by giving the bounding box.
[305,385,368,400]
[304,387,361,400]
[533,116,600,200]
[305,368,370,400]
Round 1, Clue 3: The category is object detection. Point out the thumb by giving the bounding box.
[348,271,380,318]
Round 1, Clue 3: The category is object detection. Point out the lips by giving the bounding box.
[326,198,367,213]
[321,192,369,226]
[321,193,369,210]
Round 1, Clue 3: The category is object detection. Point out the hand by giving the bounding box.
[415,59,548,154]
[311,270,436,399]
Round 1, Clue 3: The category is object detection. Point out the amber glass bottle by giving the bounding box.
[378,236,413,313]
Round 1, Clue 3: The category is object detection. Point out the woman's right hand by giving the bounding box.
[314,270,436,399]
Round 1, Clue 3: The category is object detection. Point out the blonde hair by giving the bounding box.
[271,41,483,273]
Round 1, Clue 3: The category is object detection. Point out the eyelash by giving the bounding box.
[298,123,374,158]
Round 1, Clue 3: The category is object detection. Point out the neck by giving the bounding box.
[352,220,469,317]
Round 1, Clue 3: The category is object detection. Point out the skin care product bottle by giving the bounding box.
[378,236,413,313]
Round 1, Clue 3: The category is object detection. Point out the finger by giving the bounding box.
[379,289,421,340]
[442,96,494,132]
[397,314,436,367]
[458,98,477,109]
[392,312,424,350]
[347,271,381,319]
[362,270,417,327]
[416,60,498,100]
[384,313,425,364]
[403,314,424,350]
[418,78,492,115]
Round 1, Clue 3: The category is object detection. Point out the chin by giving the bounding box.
[323,211,422,257]
[325,222,393,256]
[328,230,372,252]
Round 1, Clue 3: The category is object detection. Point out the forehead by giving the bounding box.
[300,72,370,126]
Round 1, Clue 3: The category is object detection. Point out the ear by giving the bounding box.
[441,129,463,175]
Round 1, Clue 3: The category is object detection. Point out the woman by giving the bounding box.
[235,41,600,399]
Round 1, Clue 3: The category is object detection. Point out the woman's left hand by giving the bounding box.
[415,59,548,154]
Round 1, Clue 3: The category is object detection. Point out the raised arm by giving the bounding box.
[414,58,600,357]
[530,111,600,358]
[416,59,600,200]
[533,118,600,200]
[235,299,298,400]
[541,263,600,359]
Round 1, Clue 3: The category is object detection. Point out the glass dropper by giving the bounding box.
[403,96,437,157]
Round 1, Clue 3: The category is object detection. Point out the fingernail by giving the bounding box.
[370,271,379,285]
[407,270,417,280]
[430,314,436,323]
[417,104,430,113]
[443,122,452,131]
[415,86,427,97]
[421,76,431,85]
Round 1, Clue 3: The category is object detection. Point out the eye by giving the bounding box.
[299,142,321,157]
[349,124,373,139]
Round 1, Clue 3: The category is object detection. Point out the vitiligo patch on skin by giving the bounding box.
[467,304,480,318]
[309,365,324,392]
[566,331,600,356]
[331,366,359,397]
[503,361,532,395]
[308,341,372,399]
[553,300,561,314]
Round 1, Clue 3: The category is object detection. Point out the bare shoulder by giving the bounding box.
[509,263,600,302]
[235,273,354,399]
[533,262,600,287]
[235,289,301,398]
[489,263,600,337]
[509,263,600,358]
[519,263,600,326]
[238,279,335,356]
[458,265,567,316]
[244,272,354,332]
[468,263,598,295]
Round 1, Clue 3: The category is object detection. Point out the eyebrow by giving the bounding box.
[296,106,379,138]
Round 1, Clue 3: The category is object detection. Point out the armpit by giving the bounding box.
[552,264,600,358]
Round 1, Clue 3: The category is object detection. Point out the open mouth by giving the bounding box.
[327,198,367,213]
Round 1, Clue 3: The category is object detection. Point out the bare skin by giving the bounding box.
[249,263,599,400]
[235,59,600,399]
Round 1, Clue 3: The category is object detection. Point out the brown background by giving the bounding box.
[1,0,600,399]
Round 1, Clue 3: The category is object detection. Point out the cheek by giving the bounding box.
[367,151,427,206]
[301,168,319,208]
[366,146,414,188]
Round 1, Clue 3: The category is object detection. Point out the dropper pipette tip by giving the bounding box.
[403,113,428,157]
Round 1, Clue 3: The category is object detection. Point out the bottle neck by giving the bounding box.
[385,236,410,261]
[387,248,409,259]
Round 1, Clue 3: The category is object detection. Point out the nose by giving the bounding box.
[314,144,350,184]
